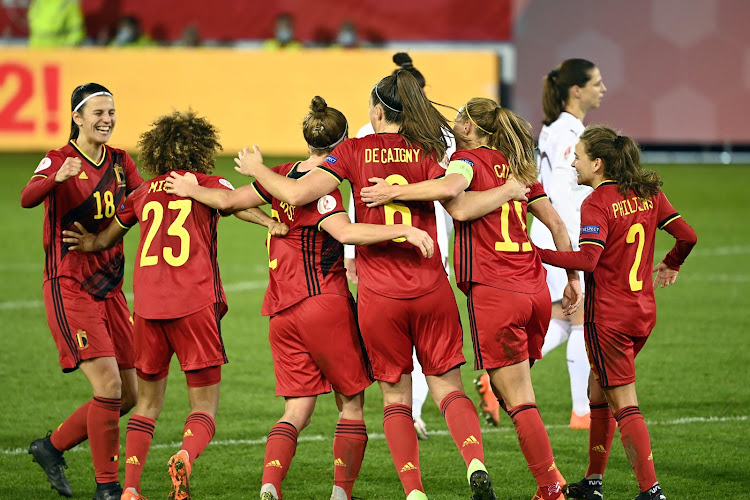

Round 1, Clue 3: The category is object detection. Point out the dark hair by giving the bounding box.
[370,71,449,161]
[579,125,661,199]
[392,52,425,88]
[137,109,222,177]
[457,97,538,186]
[302,96,348,154]
[70,83,112,140]
[542,58,596,125]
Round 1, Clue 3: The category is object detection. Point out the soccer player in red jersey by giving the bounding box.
[62,110,239,500]
[360,97,581,500]
[534,126,696,500]
[225,74,506,500]
[21,83,143,500]
[165,96,434,500]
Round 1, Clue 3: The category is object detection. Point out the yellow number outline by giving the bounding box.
[626,223,645,291]
[267,208,280,270]
[494,201,532,252]
[383,174,412,242]
[93,190,116,220]
[139,200,193,268]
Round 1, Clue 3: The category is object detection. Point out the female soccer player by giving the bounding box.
[63,110,234,500]
[528,58,607,430]
[225,74,502,500]
[165,96,433,500]
[535,126,696,500]
[359,97,580,500]
[345,51,456,440]
[22,83,142,500]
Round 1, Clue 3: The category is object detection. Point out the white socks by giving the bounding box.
[541,318,570,356]
[567,324,591,416]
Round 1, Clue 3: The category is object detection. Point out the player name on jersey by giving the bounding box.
[612,196,654,218]
[364,147,422,164]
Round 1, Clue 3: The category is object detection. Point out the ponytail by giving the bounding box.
[541,59,596,125]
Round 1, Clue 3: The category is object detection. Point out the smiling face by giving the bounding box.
[73,95,116,145]
[572,140,600,186]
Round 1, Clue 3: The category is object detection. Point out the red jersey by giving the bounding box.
[116,171,230,320]
[537,181,697,335]
[452,147,549,295]
[21,141,143,298]
[253,162,351,316]
[319,133,446,298]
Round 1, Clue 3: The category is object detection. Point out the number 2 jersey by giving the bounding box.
[452,146,549,295]
[319,133,446,299]
[536,181,697,335]
[252,162,351,316]
[115,171,230,320]
[21,141,143,298]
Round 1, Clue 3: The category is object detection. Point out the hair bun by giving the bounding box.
[548,69,558,80]
[393,52,413,69]
[310,96,328,113]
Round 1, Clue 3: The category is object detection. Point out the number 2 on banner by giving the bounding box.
[383,174,412,242]
[495,201,532,252]
[0,62,61,134]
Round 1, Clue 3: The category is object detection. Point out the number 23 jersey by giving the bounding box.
[116,171,231,320]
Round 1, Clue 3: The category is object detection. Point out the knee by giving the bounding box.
[94,373,122,399]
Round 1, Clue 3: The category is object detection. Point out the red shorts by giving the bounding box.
[466,283,551,369]
[357,280,465,383]
[43,277,134,373]
[585,322,649,387]
[133,303,227,375]
[269,294,371,398]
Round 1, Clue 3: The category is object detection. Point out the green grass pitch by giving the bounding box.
[1,153,748,499]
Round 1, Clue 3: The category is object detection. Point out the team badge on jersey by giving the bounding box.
[76,329,89,349]
[317,195,337,215]
[34,157,52,173]
[581,225,601,235]
[325,155,338,164]
[114,164,126,187]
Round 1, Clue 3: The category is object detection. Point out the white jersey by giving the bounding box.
[344,123,455,276]
[529,111,590,300]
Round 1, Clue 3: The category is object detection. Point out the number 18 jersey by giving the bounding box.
[116,171,231,320]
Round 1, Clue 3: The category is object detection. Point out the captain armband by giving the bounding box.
[445,159,475,186]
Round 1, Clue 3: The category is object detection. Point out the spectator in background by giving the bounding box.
[263,12,302,50]
[110,15,156,47]
[174,24,201,47]
[333,20,359,49]
[28,0,84,47]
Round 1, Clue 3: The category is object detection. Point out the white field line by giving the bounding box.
[1,414,746,456]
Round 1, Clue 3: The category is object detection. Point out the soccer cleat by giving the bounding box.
[413,417,429,440]
[330,485,348,500]
[28,433,74,497]
[121,487,149,500]
[92,483,123,500]
[532,467,566,500]
[634,483,666,500]
[406,490,428,500]
[469,469,497,500]
[570,411,591,430]
[167,450,191,500]
[561,478,602,499]
[260,493,277,500]
[474,373,500,426]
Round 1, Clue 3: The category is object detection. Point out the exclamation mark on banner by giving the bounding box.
[43,65,60,134]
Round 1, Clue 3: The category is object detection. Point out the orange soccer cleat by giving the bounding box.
[474,373,500,426]
[569,411,591,430]
[167,450,192,500]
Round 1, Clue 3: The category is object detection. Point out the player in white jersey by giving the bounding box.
[343,52,455,440]
[529,58,607,429]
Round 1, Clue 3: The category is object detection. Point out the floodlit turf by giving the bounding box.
[1,154,748,500]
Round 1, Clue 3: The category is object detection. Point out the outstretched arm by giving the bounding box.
[233,208,289,236]
[320,213,434,258]
[442,179,529,222]
[62,221,129,252]
[360,174,469,206]
[165,172,264,212]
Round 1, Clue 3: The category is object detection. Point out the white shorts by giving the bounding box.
[529,218,584,302]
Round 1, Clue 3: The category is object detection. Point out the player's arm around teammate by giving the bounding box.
[21,83,142,500]
[536,126,696,500]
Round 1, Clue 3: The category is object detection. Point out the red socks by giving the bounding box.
[124,415,156,492]
[383,404,423,495]
[181,411,216,464]
[89,396,121,484]
[333,419,368,498]
[50,400,91,452]
[586,401,616,477]
[508,403,561,499]
[262,421,298,498]
[615,406,658,491]
[440,392,485,466]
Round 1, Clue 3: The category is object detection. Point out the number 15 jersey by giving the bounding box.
[116,171,231,320]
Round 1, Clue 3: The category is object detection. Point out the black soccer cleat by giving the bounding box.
[92,482,123,500]
[28,433,73,497]
[562,478,603,499]
[469,469,497,500]
[634,483,666,500]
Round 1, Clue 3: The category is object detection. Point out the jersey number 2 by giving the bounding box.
[140,199,192,268]
[626,223,645,291]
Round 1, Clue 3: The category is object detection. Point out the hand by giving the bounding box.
[234,145,264,177]
[62,222,96,252]
[164,171,198,197]
[653,261,679,288]
[360,177,395,207]
[268,221,289,237]
[54,157,82,183]
[506,174,530,202]
[562,278,582,315]
[344,257,358,284]
[404,226,434,258]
